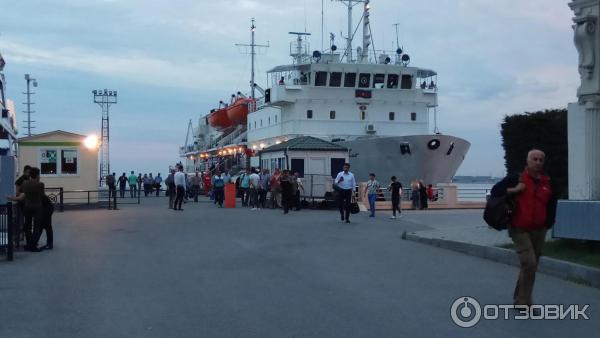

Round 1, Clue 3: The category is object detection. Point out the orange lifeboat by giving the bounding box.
[207,108,233,129]
[226,98,255,125]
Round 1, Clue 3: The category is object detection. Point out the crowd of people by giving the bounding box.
[105,171,164,199]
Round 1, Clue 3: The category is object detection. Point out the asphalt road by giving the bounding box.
[1,198,598,338]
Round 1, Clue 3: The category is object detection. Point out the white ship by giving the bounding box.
[180,0,470,185]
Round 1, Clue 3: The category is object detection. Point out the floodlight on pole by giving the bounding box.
[93,88,118,187]
[22,73,38,137]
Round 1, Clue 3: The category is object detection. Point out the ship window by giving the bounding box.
[275,115,278,123]
[330,72,342,87]
[358,73,371,88]
[315,71,328,86]
[344,73,357,87]
[260,119,263,127]
[400,143,411,155]
[411,112,417,121]
[254,121,257,128]
[373,73,385,88]
[268,117,271,125]
[360,111,366,120]
[389,112,395,120]
[330,110,336,119]
[447,142,455,155]
[401,74,413,89]
[307,110,313,119]
[387,74,399,89]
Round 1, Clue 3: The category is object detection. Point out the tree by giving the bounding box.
[500,109,568,198]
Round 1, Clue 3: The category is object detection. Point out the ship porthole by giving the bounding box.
[427,139,441,150]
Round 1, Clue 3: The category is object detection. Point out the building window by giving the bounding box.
[260,119,263,127]
[373,73,385,88]
[330,110,336,119]
[331,158,346,178]
[387,74,399,88]
[389,112,395,121]
[61,149,78,174]
[40,149,58,175]
[344,73,357,87]
[268,117,271,125]
[411,112,417,121]
[401,74,413,89]
[291,158,305,177]
[307,110,313,119]
[275,115,278,123]
[358,73,371,88]
[254,121,257,128]
[330,72,342,87]
[360,111,366,120]
[315,71,328,86]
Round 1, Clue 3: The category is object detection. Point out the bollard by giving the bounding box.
[224,183,236,208]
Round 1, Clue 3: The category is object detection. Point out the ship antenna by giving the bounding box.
[393,22,400,50]
[321,0,324,51]
[235,19,269,99]
[335,0,367,63]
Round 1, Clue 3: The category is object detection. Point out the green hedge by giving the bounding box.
[500,109,568,198]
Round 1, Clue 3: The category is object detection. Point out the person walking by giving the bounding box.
[8,167,45,251]
[248,168,260,210]
[258,169,270,209]
[269,169,282,208]
[154,173,163,196]
[293,171,304,211]
[239,169,250,207]
[410,179,420,210]
[419,180,428,209]
[212,170,225,207]
[190,172,201,202]
[491,149,556,308]
[128,171,138,198]
[165,169,175,209]
[148,173,154,195]
[173,165,186,211]
[280,170,294,214]
[334,163,356,223]
[364,173,381,217]
[388,176,403,219]
[118,173,128,199]
[202,171,212,197]
[39,194,54,250]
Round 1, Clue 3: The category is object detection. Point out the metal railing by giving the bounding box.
[0,203,14,261]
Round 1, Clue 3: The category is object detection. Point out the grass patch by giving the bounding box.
[499,240,600,269]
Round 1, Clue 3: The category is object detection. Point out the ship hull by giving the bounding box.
[339,134,470,185]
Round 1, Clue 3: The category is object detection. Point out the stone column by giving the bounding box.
[569,0,600,200]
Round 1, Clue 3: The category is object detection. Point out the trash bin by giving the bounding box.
[224,183,236,208]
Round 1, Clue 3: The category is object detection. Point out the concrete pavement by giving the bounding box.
[1,198,598,338]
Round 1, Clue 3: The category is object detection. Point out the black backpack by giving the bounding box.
[483,178,517,231]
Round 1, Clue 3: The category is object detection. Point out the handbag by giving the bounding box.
[350,202,360,214]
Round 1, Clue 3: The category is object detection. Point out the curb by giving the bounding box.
[402,232,600,289]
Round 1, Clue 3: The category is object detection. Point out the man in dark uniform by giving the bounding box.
[13,165,31,248]
[8,167,45,252]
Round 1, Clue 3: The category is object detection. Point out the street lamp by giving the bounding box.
[23,74,38,136]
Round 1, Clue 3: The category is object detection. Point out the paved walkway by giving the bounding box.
[1,198,598,338]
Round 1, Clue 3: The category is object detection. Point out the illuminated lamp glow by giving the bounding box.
[83,134,99,149]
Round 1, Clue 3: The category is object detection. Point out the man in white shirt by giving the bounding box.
[174,164,186,211]
[334,163,356,223]
[248,168,261,210]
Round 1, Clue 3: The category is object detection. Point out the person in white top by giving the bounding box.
[173,164,186,211]
[334,163,356,223]
[248,168,261,210]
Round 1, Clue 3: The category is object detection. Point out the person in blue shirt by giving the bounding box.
[334,163,357,223]
[239,169,250,207]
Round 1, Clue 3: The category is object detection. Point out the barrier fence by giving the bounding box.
[0,203,14,261]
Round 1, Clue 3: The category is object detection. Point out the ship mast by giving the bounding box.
[336,0,367,63]
[235,18,268,99]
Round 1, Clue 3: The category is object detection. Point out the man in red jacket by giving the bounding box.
[505,149,556,307]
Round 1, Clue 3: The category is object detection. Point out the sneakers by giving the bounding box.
[251,208,257,211]
[390,216,396,219]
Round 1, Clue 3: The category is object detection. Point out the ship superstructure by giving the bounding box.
[180,0,470,185]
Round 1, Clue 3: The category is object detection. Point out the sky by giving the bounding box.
[0,0,579,177]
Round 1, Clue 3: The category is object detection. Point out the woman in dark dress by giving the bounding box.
[279,170,294,214]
